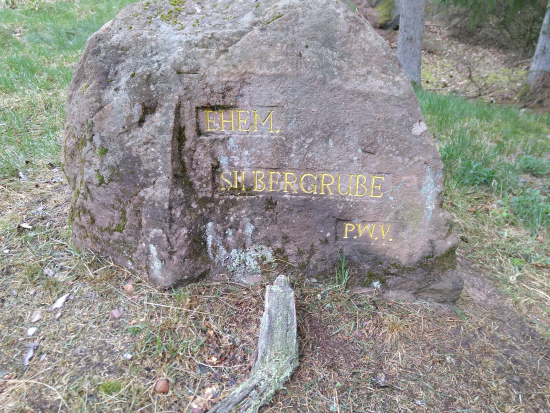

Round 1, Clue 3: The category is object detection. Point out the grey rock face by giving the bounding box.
[64,0,462,302]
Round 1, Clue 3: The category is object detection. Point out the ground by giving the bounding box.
[1,0,550,412]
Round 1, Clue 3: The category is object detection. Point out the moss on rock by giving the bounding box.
[376,0,396,27]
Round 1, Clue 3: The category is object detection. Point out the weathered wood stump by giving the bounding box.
[210,275,298,413]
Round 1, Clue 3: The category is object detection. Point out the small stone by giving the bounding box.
[353,330,363,339]
[27,327,37,337]
[154,378,170,394]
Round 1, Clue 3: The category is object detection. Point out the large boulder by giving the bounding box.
[63,0,462,302]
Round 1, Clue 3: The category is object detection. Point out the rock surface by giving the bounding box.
[64,0,462,302]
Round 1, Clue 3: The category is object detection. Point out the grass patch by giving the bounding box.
[418,90,550,236]
[98,380,123,395]
[418,89,550,340]
[0,0,135,177]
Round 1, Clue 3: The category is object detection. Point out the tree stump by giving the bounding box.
[210,275,298,413]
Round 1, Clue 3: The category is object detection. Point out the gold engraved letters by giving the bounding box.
[200,108,280,134]
[340,222,393,242]
[219,170,386,198]
[218,170,393,243]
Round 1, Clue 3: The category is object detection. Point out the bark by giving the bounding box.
[396,0,426,87]
[525,0,550,88]
[209,275,298,413]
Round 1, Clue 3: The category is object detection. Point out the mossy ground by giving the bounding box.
[1,0,550,412]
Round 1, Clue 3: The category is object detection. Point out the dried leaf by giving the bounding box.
[19,223,33,230]
[372,376,389,387]
[85,292,99,300]
[23,343,39,365]
[55,311,62,320]
[123,283,135,293]
[110,307,125,319]
[50,293,70,311]
[191,385,219,411]
[18,171,28,181]
[30,310,42,323]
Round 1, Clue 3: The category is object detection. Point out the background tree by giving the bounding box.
[523,0,550,104]
[437,0,549,104]
[397,0,427,87]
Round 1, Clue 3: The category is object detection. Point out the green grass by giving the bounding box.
[418,90,550,236]
[418,90,550,336]
[98,380,123,395]
[0,0,136,177]
[332,251,350,291]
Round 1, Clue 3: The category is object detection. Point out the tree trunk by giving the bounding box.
[209,275,298,413]
[396,0,426,87]
[522,0,550,104]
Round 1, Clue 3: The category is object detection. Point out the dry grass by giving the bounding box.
[445,183,550,342]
